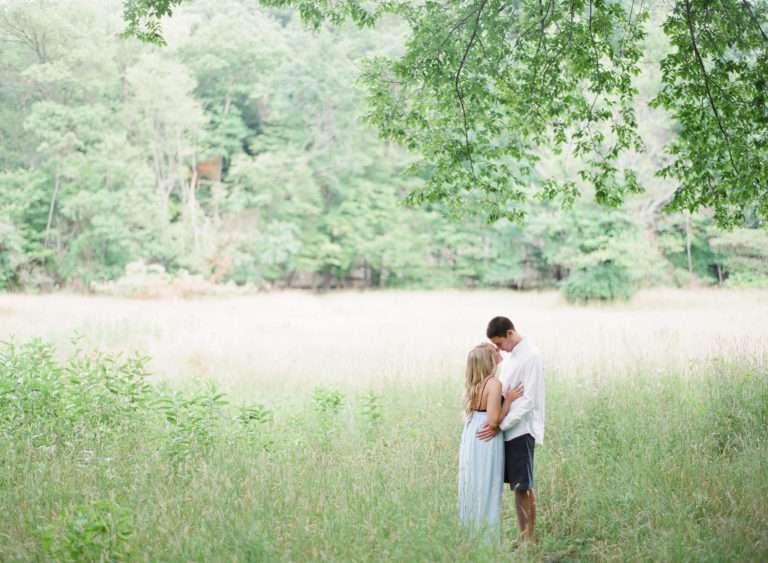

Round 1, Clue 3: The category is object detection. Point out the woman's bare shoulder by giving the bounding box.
[485,377,502,391]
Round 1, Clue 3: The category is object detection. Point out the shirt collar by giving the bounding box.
[510,337,528,357]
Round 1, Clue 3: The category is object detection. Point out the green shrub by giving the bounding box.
[311,386,345,444]
[711,228,768,287]
[312,386,344,417]
[237,403,274,451]
[0,217,25,290]
[156,384,229,466]
[359,390,383,438]
[723,271,768,288]
[37,500,135,562]
[561,262,634,303]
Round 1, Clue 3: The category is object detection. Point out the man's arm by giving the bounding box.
[498,356,541,432]
[475,382,524,441]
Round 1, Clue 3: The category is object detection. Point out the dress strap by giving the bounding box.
[475,375,494,410]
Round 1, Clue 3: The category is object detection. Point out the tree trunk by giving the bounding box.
[188,153,199,250]
[44,167,61,245]
[685,213,693,274]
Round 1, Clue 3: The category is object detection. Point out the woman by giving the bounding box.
[458,343,522,541]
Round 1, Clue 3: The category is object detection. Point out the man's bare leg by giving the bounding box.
[514,489,536,541]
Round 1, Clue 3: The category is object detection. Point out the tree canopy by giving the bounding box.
[1,0,766,296]
[121,0,768,227]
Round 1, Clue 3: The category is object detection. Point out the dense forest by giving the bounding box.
[1,0,766,299]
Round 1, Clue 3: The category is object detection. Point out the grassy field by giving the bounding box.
[1,289,767,561]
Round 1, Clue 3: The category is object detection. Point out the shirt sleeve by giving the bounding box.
[499,355,542,432]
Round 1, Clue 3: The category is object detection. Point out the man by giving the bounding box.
[477,316,545,542]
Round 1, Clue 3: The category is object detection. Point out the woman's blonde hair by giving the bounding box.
[463,344,497,417]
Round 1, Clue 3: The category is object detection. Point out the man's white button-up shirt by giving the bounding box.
[499,338,545,444]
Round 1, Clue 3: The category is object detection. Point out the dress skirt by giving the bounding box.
[458,411,504,541]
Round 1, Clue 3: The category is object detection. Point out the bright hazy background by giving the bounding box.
[3,289,766,396]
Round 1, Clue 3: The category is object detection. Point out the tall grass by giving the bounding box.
[1,338,766,561]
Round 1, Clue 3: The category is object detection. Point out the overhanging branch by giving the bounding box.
[683,0,740,178]
[454,0,488,178]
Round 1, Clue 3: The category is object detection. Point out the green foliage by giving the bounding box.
[0,169,57,286]
[359,389,383,438]
[523,206,663,301]
[651,0,768,227]
[656,214,722,283]
[312,386,344,416]
[238,403,273,426]
[121,0,186,44]
[0,338,245,471]
[710,228,768,287]
[311,386,345,445]
[0,217,25,289]
[122,0,768,227]
[37,500,135,562]
[2,0,767,294]
[237,403,275,452]
[361,0,646,223]
[561,261,634,303]
[157,384,228,465]
[0,338,155,438]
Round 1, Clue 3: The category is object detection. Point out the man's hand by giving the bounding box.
[476,424,500,441]
[505,383,524,401]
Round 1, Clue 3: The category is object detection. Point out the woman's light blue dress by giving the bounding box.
[458,410,505,541]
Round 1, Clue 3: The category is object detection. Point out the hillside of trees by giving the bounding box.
[1,0,766,299]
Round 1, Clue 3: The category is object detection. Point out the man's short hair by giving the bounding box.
[486,316,515,339]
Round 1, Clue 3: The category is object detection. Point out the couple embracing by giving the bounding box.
[458,316,545,544]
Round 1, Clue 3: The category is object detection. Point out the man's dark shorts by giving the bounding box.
[504,433,535,491]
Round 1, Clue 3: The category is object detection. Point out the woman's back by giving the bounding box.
[472,375,503,413]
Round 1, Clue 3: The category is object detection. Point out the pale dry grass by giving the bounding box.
[1,288,766,400]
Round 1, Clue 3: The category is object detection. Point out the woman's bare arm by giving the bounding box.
[476,383,524,441]
[484,379,504,427]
